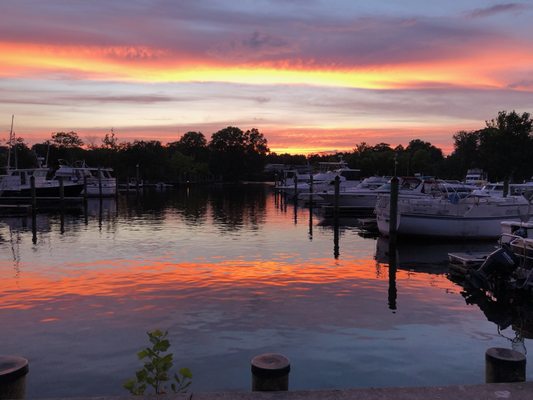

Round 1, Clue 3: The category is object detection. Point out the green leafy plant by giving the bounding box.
[123,329,192,395]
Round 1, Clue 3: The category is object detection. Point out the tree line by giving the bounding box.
[1,110,532,183]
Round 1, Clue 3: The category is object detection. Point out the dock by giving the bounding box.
[448,251,488,279]
[35,382,533,400]
[0,196,84,210]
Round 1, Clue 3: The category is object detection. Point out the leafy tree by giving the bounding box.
[51,131,84,148]
[208,126,269,181]
[478,110,533,181]
[169,131,207,161]
[102,129,118,150]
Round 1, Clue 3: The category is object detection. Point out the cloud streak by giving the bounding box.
[1,1,532,154]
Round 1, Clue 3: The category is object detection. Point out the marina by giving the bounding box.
[1,184,532,398]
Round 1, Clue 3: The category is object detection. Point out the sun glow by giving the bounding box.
[1,41,528,90]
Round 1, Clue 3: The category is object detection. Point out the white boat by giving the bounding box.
[0,167,84,197]
[53,161,116,197]
[318,176,462,210]
[376,191,532,239]
[473,182,533,200]
[276,158,362,196]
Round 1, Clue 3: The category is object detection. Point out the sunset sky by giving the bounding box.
[1,1,532,154]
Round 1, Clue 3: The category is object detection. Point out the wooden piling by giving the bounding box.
[389,176,399,244]
[30,176,36,214]
[0,355,29,399]
[251,353,290,391]
[58,177,65,207]
[503,179,509,198]
[309,174,314,205]
[333,176,340,221]
[135,164,140,194]
[485,347,526,383]
[98,167,103,198]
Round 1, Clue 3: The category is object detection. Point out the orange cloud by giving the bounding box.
[2,40,532,91]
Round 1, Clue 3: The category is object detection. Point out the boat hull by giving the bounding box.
[377,212,530,239]
[1,183,84,197]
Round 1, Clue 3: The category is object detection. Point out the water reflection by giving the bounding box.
[1,185,533,397]
[375,237,496,273]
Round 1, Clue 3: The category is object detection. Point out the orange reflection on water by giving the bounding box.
[0,256,459,312]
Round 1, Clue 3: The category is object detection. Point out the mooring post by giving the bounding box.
[0,355,29,399]
[309,173,314,205]
[334,175,340,221]
[83,175,88,203]
[59,176,65,206]
[389,176,399,244]
[503,178,509,198]
[251,353,290,391]
[30,176,36,214]
[135,164,140,194]
[31,174,37,243]
[485,347,526,383]
[293,175,298,201]
[98,167,103,198]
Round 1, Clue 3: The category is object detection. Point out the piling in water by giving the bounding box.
[389,176,399,245]
[0,356,29,399]
[485,347,526,383]
[98,167,103,198]
[251,353,290,391]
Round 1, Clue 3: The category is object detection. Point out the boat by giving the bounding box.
[473,182,533,200]
[449,220,533,310]
[0,167,84,197]
[376,190,533,239]
[277,160,361,196]
[53,161,116,197]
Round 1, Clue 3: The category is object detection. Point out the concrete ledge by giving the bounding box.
[39,382,533,400]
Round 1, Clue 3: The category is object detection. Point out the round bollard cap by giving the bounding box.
[0,356,29,384]
[486,347,526,362]
[251,353,290,377]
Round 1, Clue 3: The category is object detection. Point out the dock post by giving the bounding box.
[135,164,140,194]
[98,167,103,198]
[31,176,37,244]
[293,176,298,201]
[333,176,340,259]
[30,176,36,213]
[389,176,399,245]
[334,175,340,221]
[251,353,290,391]
[58,176,65,206]
[309,174,314,205]
[503,178,509,198]
[486,347,526,383]
[0,355,29,399]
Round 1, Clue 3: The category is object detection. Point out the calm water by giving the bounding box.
[0,184,531,397]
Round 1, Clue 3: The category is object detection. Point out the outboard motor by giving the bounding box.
[466,245,519,291]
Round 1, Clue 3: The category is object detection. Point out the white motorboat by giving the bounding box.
[0,167,84,197]
[277,159,361,197]
[473,182,533,200]
[376,191,532,239]
[318,176,455,210]
[53,161,117,197]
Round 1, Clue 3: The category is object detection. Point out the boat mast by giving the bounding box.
[6,114,14,170]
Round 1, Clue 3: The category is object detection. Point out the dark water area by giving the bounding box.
[0,184,531,397]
